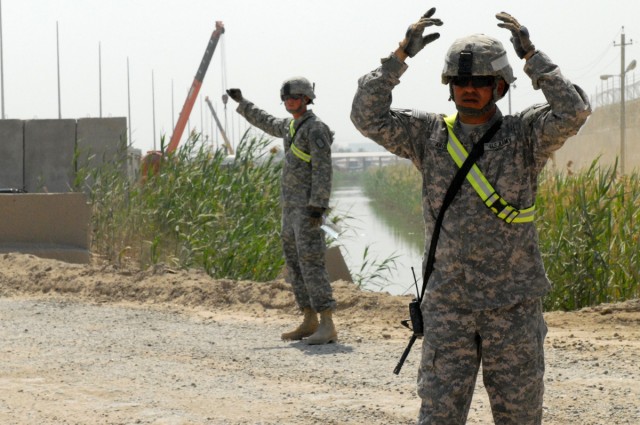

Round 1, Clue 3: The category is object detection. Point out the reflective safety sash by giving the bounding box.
[443,114,535,224]
[289,120,311,163]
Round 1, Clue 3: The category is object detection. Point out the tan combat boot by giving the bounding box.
[304,310,338,345]
[281,307,318,341]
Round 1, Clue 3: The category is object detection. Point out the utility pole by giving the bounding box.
[56,21,62,119]
[152,70,156,151]
[615,27,633,175]
[171,79,175,129]
[127,57,132,145]
[98,42,102,118]
[0,0,5,119]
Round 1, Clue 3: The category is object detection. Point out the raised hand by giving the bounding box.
[496,12,536,59]
[399,7,443,58]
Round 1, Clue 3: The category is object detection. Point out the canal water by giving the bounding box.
[329,183,424,296]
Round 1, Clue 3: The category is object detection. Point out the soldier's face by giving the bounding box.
[451,77,506,123]
[284,95,308,116]
[451,78,495,111]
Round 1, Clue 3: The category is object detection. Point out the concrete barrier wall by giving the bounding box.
[76,117,128,189]
[0,120,25,189]
[0,117,127,264]
[0,193,91,263]
[24,119,77,192]
[77,117,128,171]
[0,117,127,193]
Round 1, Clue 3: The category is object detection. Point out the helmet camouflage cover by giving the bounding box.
[280,76,316,103]
[441,34,516,84]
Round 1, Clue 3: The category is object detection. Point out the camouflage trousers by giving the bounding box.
[281,207,336,312]
[417,298,547,425]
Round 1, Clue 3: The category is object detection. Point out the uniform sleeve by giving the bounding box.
[236,99,289,139]
[521,51,592,168]
[350,55,422,161]
[308,122,333,208]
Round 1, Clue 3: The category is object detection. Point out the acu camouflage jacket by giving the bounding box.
[236,103,333,209]
[351,51,591,310]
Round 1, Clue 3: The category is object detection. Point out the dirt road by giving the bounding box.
[0,253,638,424]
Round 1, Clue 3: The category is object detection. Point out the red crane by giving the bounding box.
[142,21,225,177]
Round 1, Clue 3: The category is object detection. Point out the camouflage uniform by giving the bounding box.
[351,47,590,423]
[236,99,336,313]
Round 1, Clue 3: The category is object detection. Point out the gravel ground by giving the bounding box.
[0,253,638,424]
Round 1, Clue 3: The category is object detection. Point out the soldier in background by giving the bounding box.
[226,77,337,345]
[351,7,590,424]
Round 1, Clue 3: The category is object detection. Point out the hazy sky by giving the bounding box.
[3,0,639,154]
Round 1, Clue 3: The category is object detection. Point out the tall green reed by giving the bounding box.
[537,160,640,310]
[85,133,284,281]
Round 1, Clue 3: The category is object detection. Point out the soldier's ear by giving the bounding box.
[497,79,508,98]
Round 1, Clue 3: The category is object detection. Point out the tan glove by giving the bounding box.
[399,7,443,58]
[496,12,536,59]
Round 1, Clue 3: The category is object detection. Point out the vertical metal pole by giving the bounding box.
[214,107,218,151]
[215,101,219,149]
[0,0,5,119]
[127,57,132,145]
[620,29,626,175]
[152,70,156,151]
[599,80,603,107]
[98,42,102,117]
[56,21,61,119]
[171,79,175,129]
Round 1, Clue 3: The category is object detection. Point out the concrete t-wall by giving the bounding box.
[0,117,128,193]
[77,117,128,170]
[76,117,128,189]
[0,117,128,264]
[24,119,77,193]
[0,120,25,189]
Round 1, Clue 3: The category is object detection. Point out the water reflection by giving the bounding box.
[330,184,424,296]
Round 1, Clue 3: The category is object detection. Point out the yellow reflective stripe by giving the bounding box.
[291,143,311,163]
[289,119,295,137]
[289,119,311,163]
[444,115,498,201]
[444,113,535,224]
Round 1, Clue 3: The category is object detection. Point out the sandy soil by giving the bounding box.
[0,252,638,424]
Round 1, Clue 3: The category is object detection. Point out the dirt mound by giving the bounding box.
[0,252,411,333]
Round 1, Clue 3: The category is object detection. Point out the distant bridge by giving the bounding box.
[331,151,408,171]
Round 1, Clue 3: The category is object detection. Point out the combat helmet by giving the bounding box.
[280,76,315,104]
[441,34,516,86]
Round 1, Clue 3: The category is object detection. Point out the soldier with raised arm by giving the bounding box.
[227,78,337,345]
[351,8,590,424]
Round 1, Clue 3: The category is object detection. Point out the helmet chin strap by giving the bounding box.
[455,99,496,117]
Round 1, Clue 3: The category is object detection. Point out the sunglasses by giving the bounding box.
[451,76,495,88]
[281,94,304,101]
